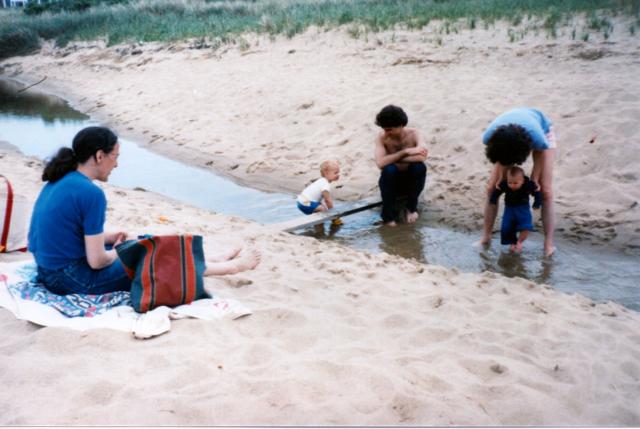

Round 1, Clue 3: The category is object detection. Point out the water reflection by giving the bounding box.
[313,221,343,239]
[377,222,427,263]
[0,80,88,123]
[0,78,294,223]
[302,209,638,311]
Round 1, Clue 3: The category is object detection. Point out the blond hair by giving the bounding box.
[320,160,339,176]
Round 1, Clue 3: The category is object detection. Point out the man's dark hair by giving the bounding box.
[375,105,408,128]
[485,124,533,165]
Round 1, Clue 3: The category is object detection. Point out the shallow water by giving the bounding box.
[298,210,640,310]
[1,80,638,311]
[0,80,294,224]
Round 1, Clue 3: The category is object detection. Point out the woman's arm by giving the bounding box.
[85,233,122,269]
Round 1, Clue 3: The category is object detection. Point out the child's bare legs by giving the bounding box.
[204,248,261,276]
[514,230,529,253]
[207,246,242,263]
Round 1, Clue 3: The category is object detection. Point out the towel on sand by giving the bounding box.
[0,260,251,339]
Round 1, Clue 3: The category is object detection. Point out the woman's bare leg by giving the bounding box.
[207,246,242,263]
[531,149,556,257]
[480,163,507,245]
[204,248,261,276]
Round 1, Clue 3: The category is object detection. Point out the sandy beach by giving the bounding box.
[1,15,640,425]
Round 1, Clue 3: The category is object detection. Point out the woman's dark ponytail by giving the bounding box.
[41,126,118,183]
[42,147,77,182]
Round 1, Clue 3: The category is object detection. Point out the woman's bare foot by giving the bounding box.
[204,248,261,276]
[477,234,492,246]
[406,211,419,223]
[208,246,242,263]
[509,244,516,252]
[544,243,556,258]
[515,242,524,253]
[235,248,261,272]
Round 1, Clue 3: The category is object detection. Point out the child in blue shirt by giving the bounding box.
[490,166,542,253]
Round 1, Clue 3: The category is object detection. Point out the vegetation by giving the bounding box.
[23,0,130,16]
[0,0,639,59]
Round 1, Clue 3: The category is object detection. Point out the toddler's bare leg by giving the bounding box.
[515,230,529,253]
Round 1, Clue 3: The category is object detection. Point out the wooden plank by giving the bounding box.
[270,196,382,232]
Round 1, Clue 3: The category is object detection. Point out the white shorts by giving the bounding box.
[545,126,557,149]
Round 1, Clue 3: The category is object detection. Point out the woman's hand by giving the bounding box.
[105,231,130,245]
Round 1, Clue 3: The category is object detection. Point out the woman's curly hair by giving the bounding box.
[485,124,533,165]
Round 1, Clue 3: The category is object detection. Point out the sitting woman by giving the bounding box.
[29,126,260,295]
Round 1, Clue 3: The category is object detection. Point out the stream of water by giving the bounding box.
[1,80,638,311]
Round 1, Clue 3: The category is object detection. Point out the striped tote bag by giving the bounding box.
[116,235,210,313]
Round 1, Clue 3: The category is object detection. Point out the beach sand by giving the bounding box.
[1,16,640,425]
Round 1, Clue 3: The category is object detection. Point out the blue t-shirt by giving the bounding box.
[482,108,553,151]
[28,171,107,269]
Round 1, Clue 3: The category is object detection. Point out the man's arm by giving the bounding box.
[396,130,428,164]
[398,146,428,163]
[374,136,409,169]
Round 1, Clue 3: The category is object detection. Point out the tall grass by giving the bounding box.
[1,0,639,59]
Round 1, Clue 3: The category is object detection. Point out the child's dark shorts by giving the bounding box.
[500,204,534,245]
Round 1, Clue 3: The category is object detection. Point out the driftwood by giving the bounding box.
[16,76,47,94]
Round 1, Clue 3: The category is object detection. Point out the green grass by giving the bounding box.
[1,0,639,59]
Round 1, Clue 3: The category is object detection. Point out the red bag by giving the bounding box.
[0,175,29,253]
[116,235,210,313]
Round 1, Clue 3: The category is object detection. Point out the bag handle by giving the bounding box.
[0,175,14,252]
[0,175,26,253]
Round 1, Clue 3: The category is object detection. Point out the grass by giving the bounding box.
[1,0,639,59]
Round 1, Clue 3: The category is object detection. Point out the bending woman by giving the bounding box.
[29,126,260,295]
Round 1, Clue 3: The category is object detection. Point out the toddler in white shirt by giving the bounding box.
[296,160,340,215]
